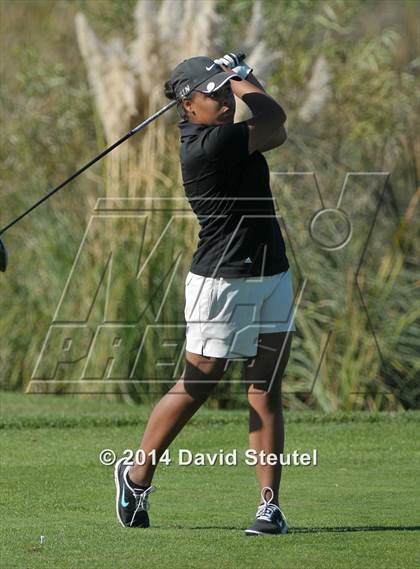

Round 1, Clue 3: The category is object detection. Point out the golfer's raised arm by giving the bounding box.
[220,64,287,154]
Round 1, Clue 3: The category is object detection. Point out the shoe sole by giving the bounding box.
[245,527,288,536]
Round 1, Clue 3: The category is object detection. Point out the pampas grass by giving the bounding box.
[299,55,332,122]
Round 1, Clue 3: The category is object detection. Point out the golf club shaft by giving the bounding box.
[0,100,177,237]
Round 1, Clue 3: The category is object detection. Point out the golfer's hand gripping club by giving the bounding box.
[214,52,253,80]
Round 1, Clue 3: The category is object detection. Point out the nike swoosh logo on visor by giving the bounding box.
[206,64,215,70]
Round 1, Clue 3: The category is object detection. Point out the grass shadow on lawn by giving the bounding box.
[291,525,420,533]
[151,524,420,532]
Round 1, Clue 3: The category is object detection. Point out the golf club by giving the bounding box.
[0,53,245,273]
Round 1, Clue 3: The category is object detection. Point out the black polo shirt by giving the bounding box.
[178,118,290,278]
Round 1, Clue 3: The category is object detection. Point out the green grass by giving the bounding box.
[1,393,419,568]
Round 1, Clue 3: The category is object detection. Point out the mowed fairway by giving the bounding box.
[1,393,419,569]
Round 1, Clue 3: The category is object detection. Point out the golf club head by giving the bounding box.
[0,238,7,272]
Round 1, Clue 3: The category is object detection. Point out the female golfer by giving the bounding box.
[114,53,295,536]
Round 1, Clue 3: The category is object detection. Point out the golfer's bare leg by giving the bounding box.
[128,351,228,486]
[244,331,293,506]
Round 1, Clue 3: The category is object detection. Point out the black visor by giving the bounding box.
[167,56,242,100]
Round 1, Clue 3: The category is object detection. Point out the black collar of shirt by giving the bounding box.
[178,119,213,142]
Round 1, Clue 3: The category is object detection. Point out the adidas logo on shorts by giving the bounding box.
[244,257,252,263]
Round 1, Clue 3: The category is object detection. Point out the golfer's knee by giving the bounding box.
[248,392,283,415]
[183,380,217,402]
[182,358,225,401]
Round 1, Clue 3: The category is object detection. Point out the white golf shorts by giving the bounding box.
[184,269,296,359]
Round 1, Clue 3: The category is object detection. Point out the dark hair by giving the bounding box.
[164,79,193,121]
[164,79,176,101]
